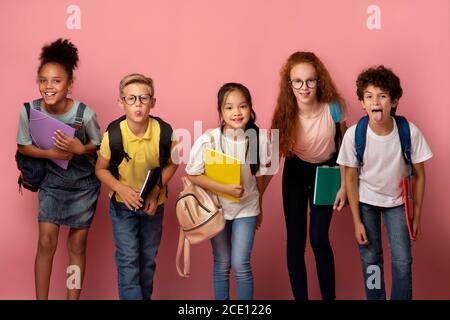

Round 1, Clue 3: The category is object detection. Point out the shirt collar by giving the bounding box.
[124,119,153,142]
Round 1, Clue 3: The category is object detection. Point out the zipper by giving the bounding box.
[184,202,195,224]
[176,193,212,213]
[183,209,222,232]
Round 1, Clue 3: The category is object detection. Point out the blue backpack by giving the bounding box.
[354,115,414,176]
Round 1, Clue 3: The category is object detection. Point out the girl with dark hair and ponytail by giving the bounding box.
[186,83,270,300]
[16,39,101,299]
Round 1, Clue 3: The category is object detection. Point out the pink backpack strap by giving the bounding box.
[176,228,190,277]
[209,132,216,150]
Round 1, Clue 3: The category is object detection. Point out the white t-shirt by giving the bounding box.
[337,119,433,207]
[186,127,270,220]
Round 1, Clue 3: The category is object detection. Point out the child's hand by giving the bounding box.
[256,211,263,230]
[144,188,160,216]
[53,130,85,155]
[354,222,369,245]
[333,187,347,211]
[47,147,74,160]
[256,197,263,230]
[116,183,142,211]
[224,184,244,199]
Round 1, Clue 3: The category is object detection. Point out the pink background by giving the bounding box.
[1,0,449,299]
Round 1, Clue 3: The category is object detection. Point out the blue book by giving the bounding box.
[313,166,341,206]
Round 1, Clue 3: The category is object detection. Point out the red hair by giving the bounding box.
[271,52,346,157]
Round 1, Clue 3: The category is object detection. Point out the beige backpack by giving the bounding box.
[175,176,225,277]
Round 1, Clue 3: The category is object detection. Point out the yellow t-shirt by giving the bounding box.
[100,118,167,205]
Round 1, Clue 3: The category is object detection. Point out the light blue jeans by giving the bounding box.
[358,203,412,300]
[210,216,257,300]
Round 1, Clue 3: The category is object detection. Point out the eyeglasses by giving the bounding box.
[121,94,153,105]
[289,79,319,90]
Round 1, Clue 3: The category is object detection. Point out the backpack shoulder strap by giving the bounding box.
[32,99,43,111]
[106,115,129,180]
[24,102,31,119]
[106,115,129,208]
[209,131,217,150]
[176,229,190,277]
[73,102,86,130]
[151,116,173,197]
[355,116,369,167]
[394,115,414,176]
[328,101,341,123]
[329,101,343,155]
[151,116,173,169]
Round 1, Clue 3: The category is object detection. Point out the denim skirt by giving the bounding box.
[38,167,100,229]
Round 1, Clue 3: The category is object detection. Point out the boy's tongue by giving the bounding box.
[372,109,383,122]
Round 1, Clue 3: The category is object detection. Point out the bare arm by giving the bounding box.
[17,144,73,160]
[187,174,244,199]
[333,164,347,211]
[340,121,348,137]
[78,142,98,154]
[256,176,265,229]
[95,154,142,211]
[345,166,368,245]
[53,130,97,155]
[332,121,348,211]
[256,176,265,196]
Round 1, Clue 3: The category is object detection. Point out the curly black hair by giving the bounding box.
[356,65,403,102]
[38,38,79,80]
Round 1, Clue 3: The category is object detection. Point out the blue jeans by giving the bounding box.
[359,203,412,300]
[109,202,164,300]
[210,216,257,300]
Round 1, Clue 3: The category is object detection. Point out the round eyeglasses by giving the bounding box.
[289,79,319,90]
[121,94,153,105]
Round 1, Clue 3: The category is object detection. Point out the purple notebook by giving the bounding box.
[29,107,76,170]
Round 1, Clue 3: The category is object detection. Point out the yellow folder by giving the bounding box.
[204,148,241,202]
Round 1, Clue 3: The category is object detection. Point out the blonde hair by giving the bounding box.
[119,73,154,96]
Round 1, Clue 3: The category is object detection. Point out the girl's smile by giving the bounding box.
[290,63,318,106]
[38,62,73,112]
[221,90,250,131]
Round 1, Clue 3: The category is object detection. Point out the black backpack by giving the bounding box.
[16,102,46,193]
[106,115,173,203]
[16,101,87,193]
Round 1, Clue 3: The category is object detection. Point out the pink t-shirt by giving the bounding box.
[293,104,337,164]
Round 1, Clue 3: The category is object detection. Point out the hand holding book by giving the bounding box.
[402,177,415,240]
[137,167,162,212]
